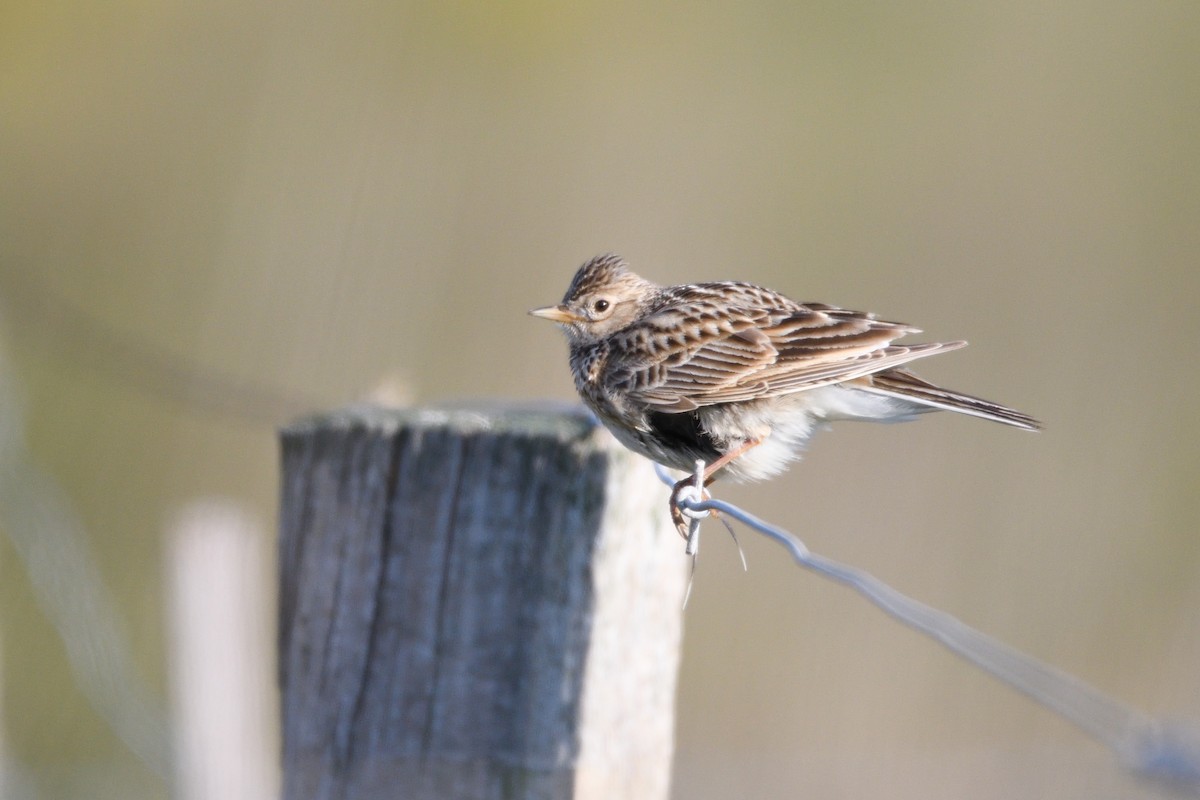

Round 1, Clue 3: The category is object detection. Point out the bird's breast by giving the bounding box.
[569,344,608,387]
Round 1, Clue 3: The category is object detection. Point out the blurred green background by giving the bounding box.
[2,2,1198,798]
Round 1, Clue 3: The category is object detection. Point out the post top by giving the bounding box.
[282,401,604,443]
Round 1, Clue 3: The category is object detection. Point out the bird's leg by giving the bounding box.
[669,438,763,538]
[700,438,763,485]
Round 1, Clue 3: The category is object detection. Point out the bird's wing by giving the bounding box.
[612,293,964,412]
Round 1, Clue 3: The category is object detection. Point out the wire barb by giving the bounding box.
[680,460,706,555]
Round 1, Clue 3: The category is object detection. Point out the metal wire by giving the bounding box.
[657,462,1200,793]
[0,325,175,786]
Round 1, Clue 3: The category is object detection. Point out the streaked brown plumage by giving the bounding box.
[531,253,1038,531]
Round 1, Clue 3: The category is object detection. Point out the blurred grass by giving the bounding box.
[1,2,1198,798]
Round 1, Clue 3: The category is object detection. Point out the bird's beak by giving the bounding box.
[529,305,583,324]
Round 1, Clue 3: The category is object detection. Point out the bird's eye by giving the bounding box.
[593,299,610,313]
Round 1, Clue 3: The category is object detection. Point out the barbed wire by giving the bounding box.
[659,460,1200,794]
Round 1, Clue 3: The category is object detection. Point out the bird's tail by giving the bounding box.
[858,368,1040,431]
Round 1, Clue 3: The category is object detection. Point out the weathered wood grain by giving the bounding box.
[278,405,686,800]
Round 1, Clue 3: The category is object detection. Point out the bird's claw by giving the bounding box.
[669,475,711,540]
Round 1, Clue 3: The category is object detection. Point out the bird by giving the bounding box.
[530,253,1039,535]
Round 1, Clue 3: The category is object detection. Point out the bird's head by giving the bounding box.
[529,253,658,345]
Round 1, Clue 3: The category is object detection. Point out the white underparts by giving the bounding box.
[699,385,927,481]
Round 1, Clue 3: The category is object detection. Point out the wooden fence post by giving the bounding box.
[278,405,687,800]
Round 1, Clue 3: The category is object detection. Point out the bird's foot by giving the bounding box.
[670,472,712,540]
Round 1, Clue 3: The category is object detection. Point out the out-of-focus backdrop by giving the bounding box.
[2,3,1198,798]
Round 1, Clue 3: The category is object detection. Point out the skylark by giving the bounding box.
[531,253,1038,534]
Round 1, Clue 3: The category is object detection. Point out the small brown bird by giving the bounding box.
[530,253,1038,533]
